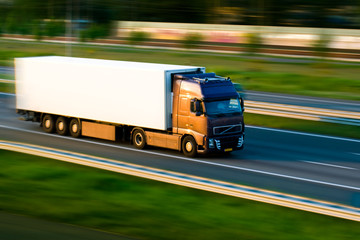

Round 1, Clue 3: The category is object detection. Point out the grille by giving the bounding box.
[213,124,242,135]
[217,136,239,149]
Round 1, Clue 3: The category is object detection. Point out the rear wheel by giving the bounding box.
[42,114,55,133]
[182,136,197,158]
[56,116,69,135]
[69,118,81,138]
[133,129,146,149]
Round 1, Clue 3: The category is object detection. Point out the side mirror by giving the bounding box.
[195,100,201,112]
[240,97,245,112]
[191,98,203,116]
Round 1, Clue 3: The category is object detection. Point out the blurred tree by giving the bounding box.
[0,0,358,29]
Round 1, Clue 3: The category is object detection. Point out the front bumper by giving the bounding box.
[198,133,245,154]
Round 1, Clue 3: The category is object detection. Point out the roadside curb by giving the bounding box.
[1,140,359,222]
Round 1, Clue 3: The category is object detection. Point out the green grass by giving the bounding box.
[245,113,360,139]
[0,82,14,93]
[0,73,13,80]
[0,39,359,100]
[0,149,359,239]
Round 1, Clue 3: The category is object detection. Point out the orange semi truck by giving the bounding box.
[16,56,244,157]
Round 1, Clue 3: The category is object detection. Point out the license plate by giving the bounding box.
[224,148,233,152]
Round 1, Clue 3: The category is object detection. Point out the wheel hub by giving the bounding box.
[58,121,64,131]
[135,133,142,145]
[72,123,78,133]
[185,142,193,152]
[45,119,51,128]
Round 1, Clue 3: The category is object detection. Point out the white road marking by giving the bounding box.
[247,92,360,107]
[247,125,360,143]
[0,92,15,96]
[303,161,358,170]
[1,124,360,191]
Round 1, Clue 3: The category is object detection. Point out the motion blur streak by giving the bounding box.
[0,124,359,191]
[1,140,359,222]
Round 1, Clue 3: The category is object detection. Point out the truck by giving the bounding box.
[15,56,245,157]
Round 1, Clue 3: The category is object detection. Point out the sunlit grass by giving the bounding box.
[0,149,359,240]
[0,39,359,100]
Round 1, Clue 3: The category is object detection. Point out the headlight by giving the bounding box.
[237,136,244,147]
[209,138,215,148]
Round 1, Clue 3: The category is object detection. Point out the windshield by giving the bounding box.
[204,98,242,117]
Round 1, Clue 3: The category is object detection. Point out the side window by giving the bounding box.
[190,99,203,114]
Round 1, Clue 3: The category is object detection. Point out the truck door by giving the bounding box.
[177,96,190,131]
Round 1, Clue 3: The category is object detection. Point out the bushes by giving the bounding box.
[80,25,110,42]
[182,33,203,48]
[127,31,151,45]
[312,33,332,58]
[243,32,263,54]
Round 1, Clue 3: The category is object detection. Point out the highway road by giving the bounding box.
[1,93,360,208]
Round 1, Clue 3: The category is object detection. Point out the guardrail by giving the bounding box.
[245,100,360,126]
[0,79,14,84]
[1,140,359,222]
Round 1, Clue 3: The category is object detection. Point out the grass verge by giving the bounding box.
[0,149,359,239]
[0,82,14,93]
[0,39,359,101]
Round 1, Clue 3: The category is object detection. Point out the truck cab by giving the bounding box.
[172,73,245,157]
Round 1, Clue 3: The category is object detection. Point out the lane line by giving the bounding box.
[0,92,15,96]
[1,140,359,222]
[247,125,360,143]
[247,92,360,106]
[303,161,358,170]
[1,124,360,191]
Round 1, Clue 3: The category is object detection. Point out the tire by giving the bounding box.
[132,129,146,149]
[69,118,81,138]
[42,114,55,133]
[56,116,69,135]
[182,136,197,158]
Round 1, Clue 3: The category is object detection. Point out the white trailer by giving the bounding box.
[16,56,204,134]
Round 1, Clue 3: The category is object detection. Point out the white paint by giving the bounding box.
[247,125,360,143]
[0,92,15,96]
[247,92,360,107]
[303,161,357,170]
[1,124,360,191]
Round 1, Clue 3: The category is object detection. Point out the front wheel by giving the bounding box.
[182,136,197,158]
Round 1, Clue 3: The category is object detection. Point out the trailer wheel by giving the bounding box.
[69,118,81,138]
[42,114,55,133]
[182,136,197,158]
[56,116,69,135]
[133,129,146,149]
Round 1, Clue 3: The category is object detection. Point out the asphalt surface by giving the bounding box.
[1,93,359,208]
[246,90,360,112]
